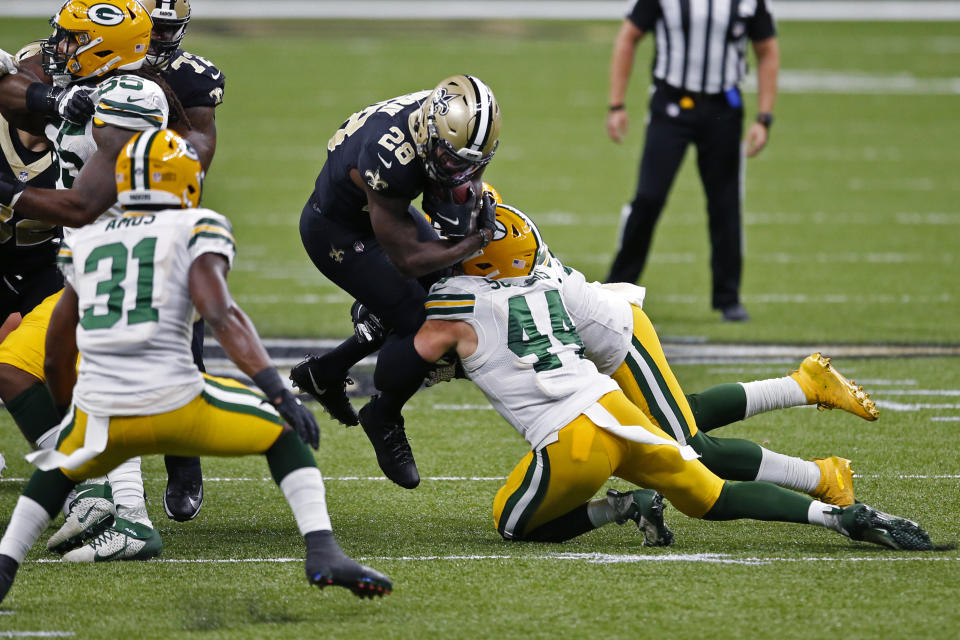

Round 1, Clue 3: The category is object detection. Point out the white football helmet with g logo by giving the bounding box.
[410,74,501,186]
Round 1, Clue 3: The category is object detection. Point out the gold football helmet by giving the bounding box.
[462,204,548,280]
[116,128,203,209]
[15,41,45,63]
[138,0,191,67]
[411,75,501,186]
[482,182,502,206]
[42,0,151,83]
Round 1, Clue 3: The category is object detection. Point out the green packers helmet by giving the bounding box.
[116,128,203,209]
[139,0,191,67]
[42,0,151,84]
[411,75,501,186]
[461,204,548,280]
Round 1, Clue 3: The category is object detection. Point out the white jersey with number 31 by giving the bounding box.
[57,208,234,416]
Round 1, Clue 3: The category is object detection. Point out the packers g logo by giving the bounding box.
[88,3,126,26]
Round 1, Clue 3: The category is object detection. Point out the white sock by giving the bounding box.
[740,377,809,419]
[279,467,332,535]
[108,458,152,528]
[0,496,51,563]
[586,498,616,528]
[807,499,844,532]
[34,425,60,450]
[756,448,821,493]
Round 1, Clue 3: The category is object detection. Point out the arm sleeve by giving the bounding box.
[627,0,661,31]
[187,210,236,269]
[748,0,777,40]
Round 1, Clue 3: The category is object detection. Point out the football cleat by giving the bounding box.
[811,456,855,507]
[838,503,932,551]
[789,353,879,421]
[0,554,18,605]
[358,396,420,489]
[607,488,674,547]
[47,482,116,554]
[163,456,204,522]
[289,355,359,426]
[62,517,162,562]
[304,531,392,599]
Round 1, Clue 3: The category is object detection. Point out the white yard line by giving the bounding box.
[27,553,959,567]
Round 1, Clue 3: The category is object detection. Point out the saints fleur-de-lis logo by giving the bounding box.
[365,168,387,191]
[329,245,344,263]
[432,88,455,115]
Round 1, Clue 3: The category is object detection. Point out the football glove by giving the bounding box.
[253,367,320,450]
[0,49,17,77]
[350,301,385,345]
[425,351,466,387]
[25,82,96,126]
[276,389,320,450]
[421,179,482,239]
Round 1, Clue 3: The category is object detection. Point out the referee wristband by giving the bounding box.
[756,112,774,129]
[608,104,625,112]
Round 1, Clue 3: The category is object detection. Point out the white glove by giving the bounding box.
[0,49,18,77]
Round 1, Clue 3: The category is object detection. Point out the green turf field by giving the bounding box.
[0,17,958,639]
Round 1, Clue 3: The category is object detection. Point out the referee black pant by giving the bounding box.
[606,84,744,310]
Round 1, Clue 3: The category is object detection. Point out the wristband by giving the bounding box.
[251,367,285,402]
[25,82,59,117]
[608,104,625,112]
[756,112,773,129]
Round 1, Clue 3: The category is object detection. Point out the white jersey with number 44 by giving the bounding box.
[57,208,234,416]
[424,272,618,450]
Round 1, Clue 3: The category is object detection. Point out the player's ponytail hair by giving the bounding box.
[132,68,191,129]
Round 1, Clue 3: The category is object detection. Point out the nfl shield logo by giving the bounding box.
[353,241,365,253]
[17,170,29,182]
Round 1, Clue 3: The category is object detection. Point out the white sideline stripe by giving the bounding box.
[932,417,960,422]
[28,553,960,567]
[6,1,960,21]
[742,71,960,95]
[0,633,74,638]
[876,401,960,411]
[878,390,960,396]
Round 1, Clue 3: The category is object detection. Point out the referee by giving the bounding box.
[605,0,780,322]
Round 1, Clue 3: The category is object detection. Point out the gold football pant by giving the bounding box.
[493,391,725,539]
[611,305,699,443]
[55,375,284,482]
[0,289,62,381]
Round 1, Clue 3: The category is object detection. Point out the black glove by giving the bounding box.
[253,367,319,449]
[25,82,96,126]
[276,388,320,450]
[477,190,497,233]
[421,179,481,238]
[350,300,385,345]
[0,173,26,210]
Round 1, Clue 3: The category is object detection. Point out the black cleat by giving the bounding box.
[720,303,750,322]
[289,355,359,426]
[163,456,204,522]
[358,396,420,489]
[0,554,18,605]
[840,503,933,551]
[304,531,392,599]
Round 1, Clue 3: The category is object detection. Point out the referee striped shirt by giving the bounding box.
[627,0,777,94]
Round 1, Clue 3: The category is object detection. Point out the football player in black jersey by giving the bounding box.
[139,0,227,523]
[292,75,501,489]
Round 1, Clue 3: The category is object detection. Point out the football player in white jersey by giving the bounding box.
[372,203,931,551]
[0,129,392,604]
[0,0,186,561]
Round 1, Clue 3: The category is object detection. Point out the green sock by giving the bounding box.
[265,430,317,484]
[703,481,812,523]
[23,468,77,518]
[688,432,762,481]
[685,383,746,432]
[6,383,62,446]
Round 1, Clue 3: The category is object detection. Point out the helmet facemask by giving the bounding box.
[41,23,97,86]
[145,18,188,67]
[423,111,498,186]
